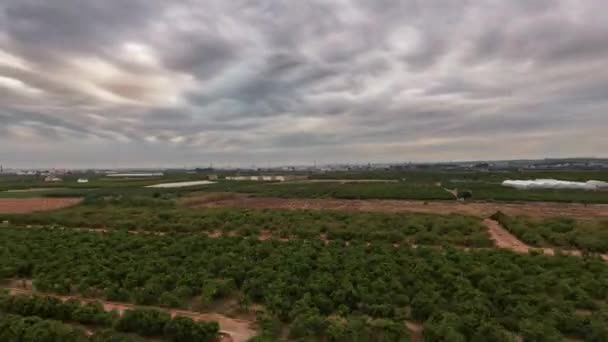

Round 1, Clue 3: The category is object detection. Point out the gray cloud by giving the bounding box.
[0,0,607,168]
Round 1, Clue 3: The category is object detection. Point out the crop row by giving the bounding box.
[1,228,607,341]
[0,205,492,247]
[0,291,218,341]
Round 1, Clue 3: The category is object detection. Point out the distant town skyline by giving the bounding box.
[1,1,607,168]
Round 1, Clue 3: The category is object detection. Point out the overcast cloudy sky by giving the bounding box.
[0,0,607,168]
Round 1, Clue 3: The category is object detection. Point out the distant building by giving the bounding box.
[77,178,89,183]
[225,175,307,182]
[44,176,62,182]
[106,173,164,177]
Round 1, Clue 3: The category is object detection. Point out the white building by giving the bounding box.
[225,175,306,182]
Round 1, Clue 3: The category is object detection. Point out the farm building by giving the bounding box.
[77,178,89,183]
[44,176,62,182]
[106,172,164,177]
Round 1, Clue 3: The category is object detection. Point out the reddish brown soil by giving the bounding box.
[0,198,82,213]
[405,321,424,342]
[184,195,608,219]
[484,218,530,253]
[5,287,256,342]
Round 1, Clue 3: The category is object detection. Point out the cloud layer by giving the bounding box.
[1,0,607,167]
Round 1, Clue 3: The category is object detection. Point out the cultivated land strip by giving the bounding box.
[2,286,256,342]
[7,221,607,262]
[183,195,608,219]
[0,198,82,213]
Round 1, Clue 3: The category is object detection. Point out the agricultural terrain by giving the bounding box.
[1,170,607,341]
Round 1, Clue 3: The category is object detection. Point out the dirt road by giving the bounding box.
[184,195,608,219]
[5,287,256,342]
[0,198,82,214]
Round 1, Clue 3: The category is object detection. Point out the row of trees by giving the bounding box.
[0,205,492,247]
[1,227,607,340]
[0,312,143,341]
[0,292,218,341]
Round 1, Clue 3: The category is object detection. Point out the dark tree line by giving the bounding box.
[0,292,218,342]
[0,312,143,342]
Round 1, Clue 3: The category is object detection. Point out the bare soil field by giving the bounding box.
[184,194,608,219]
[0,197,82,213]
[4,188,66,193]
[280,179,399,184]
[4,286,256,342]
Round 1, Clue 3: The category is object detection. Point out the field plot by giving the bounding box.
[183,194,608,219]
[196,170,608,203]
[492,212,608,253]
[213,181,455,200]
[1,228,607,341]
[0,204,492,247]
[0,197,82,213]
[442,181,608,203]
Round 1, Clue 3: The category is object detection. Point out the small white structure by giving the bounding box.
[225,175,306,182]
[106,172,164,177]
[77,178,89,183]
[502,179,608,190]
[145,180,216,188]
[44,176,62,182]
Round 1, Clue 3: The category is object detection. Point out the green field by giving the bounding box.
[1,228,607,341]
[2,170,608,203]
[0,203,492,247]
[2,170,608,341]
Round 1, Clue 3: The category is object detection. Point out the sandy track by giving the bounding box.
[184,195,608,219]
[484,219,530,253]
[4,287,256,342]
[405,321,424,342]
[0,198,82,214]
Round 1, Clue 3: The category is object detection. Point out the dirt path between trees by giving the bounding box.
[0,198,82,213]
[183,194,608,219]
[483,219,608,261]
[4,287,256,342]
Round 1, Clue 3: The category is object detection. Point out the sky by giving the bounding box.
[0,0,607,168]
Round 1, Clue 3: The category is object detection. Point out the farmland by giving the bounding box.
[2,169,608,203]
[0,198,82,213]
[0,203,492,247]
[492,212,608,253]
[2,228,608,341]
[1,170,608,341]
